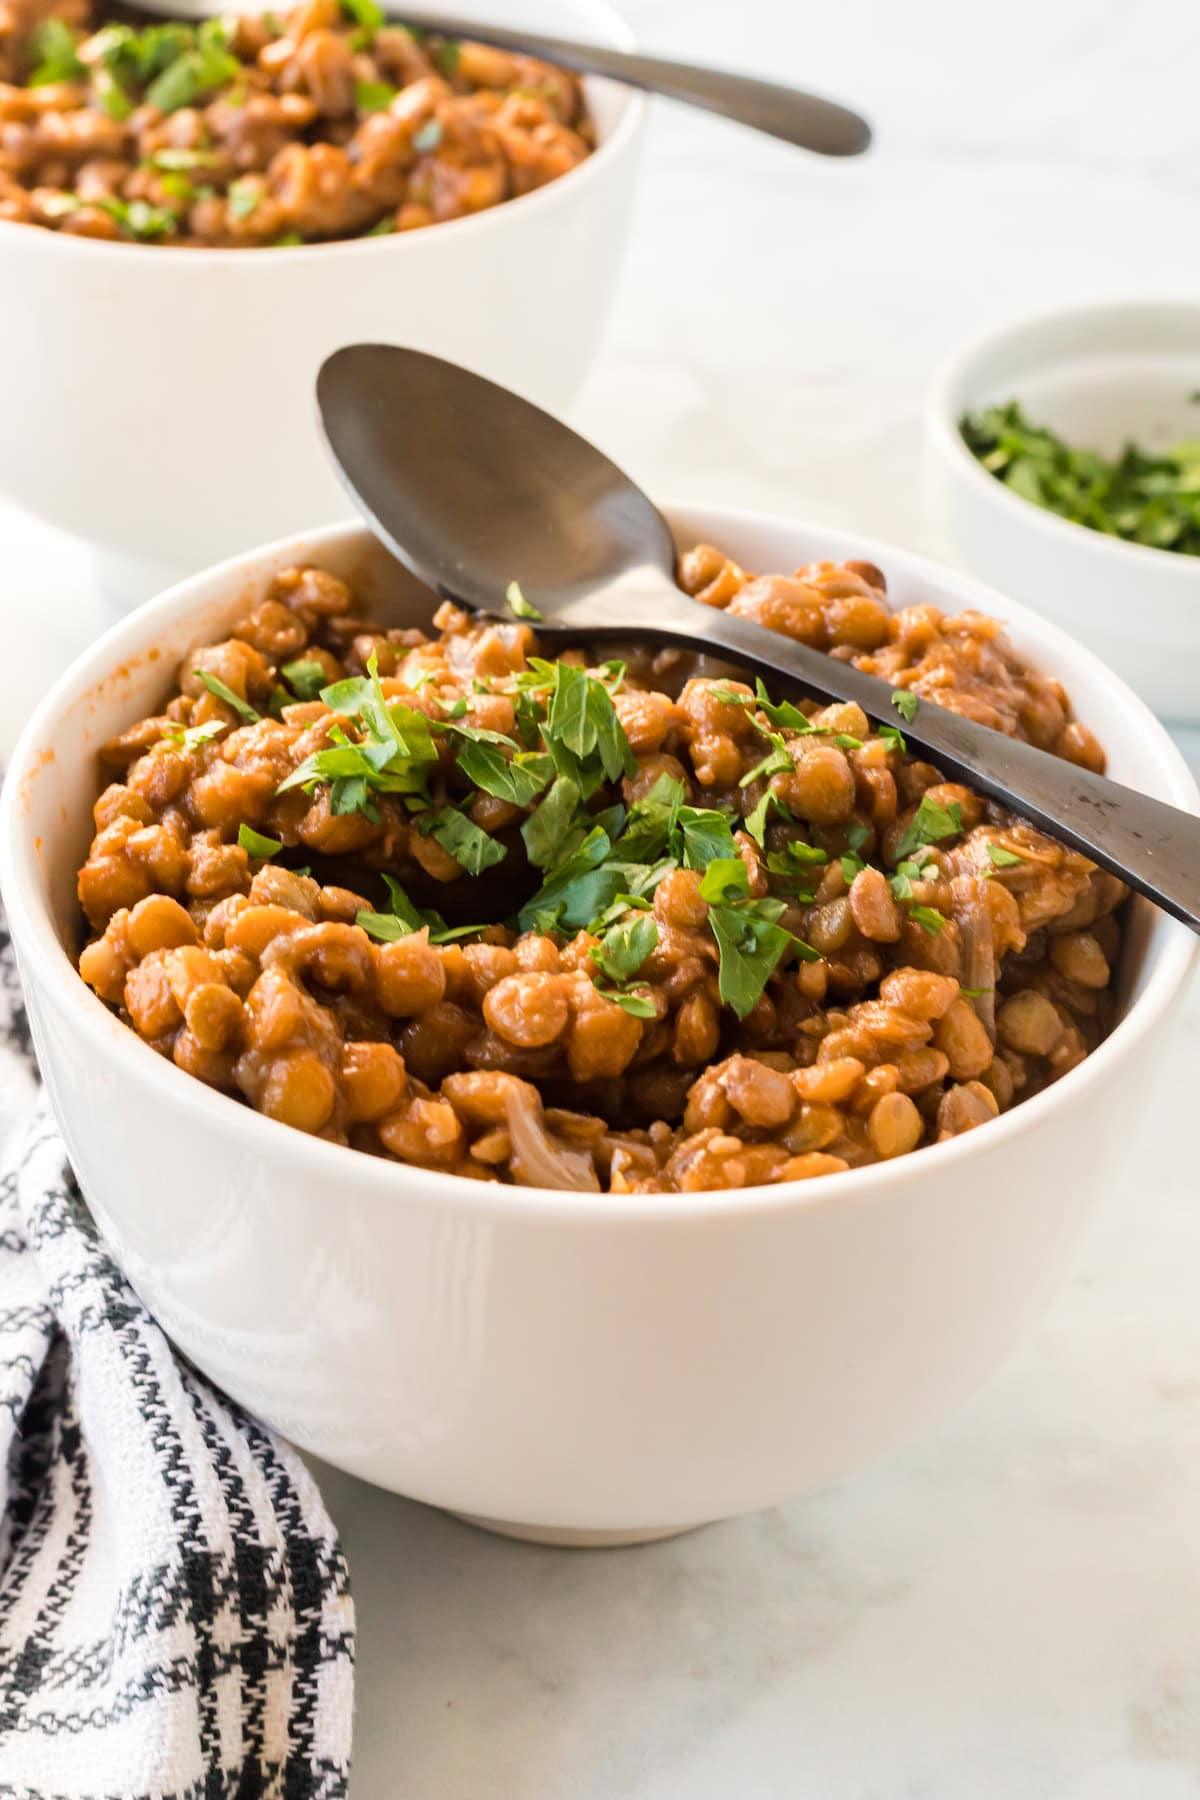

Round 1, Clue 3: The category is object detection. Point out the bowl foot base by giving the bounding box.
[450,1512,708,1548]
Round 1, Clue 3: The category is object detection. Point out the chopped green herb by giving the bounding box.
[521,774,583,871]
[698,857,750,905]
[708,902,802,1020]
[94,68,135,119]
[340,0,384,38]
[237,824,282,858]
[910,904,947,935]
[281,658,327,702]
[272,230,306,246]
[961,400,1200,558]
[148,148,220,170]
[355,77,397,112]
[37,191,81,219]
[505,579,542,622]
[420,805,506,876]
[960,985,994,999]
[451,734,554,808]
[412,118,443,153]
[145,26,240,112]
[771,838,827,869]
[986,843,1026,868]
[545,661,636,788]
[98,197,177,240]
[356,873,485,944]
[879,723,907,755]
[597,659,626,691]
[436,37,461,75]
[594,986,656,1019]
[674,805,738,870]
[194,669,260,724]
[894,793,964,862]
[158,717,227,753]
[227,178,260,220]
[892,689,920,724]
[840,852,866,883]
[28,17,85,84]
[590,912,658,984]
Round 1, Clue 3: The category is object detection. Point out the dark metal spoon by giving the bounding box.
[316,344,1200,934]
[112,1,870,157]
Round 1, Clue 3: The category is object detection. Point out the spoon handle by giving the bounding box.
[392,10,871,156]
[587,588,1200,932]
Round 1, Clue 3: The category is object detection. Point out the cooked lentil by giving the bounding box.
[0,0,591,244]
[75,548,1126,1192]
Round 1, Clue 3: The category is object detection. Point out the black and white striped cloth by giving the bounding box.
[0,910,355,1798]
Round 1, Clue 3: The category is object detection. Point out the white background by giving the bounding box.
[4,2,1200,1793]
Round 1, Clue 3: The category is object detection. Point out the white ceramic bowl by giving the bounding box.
[0,0,642,601]
[2,505,1196,1544]
[923,300,1200,724]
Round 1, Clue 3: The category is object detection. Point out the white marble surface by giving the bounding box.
[3,1,1200,1793]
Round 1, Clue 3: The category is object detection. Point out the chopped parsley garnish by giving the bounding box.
[356,873,484,944]
[144,20,240,112]
[281,658,327,701]
[275,652,437,819]
[879,723,906,755]
[894,793,964,862]
[436,38,461,75]
[28,18,85,84]
[447,732,554,808]
[148,147,220,171]
[595,986,656,1019]
[708,899,815,1020]
[237,824,282,858]
[986,843,1025,868]
[158,717,226,753]
[892,689,920,724]
[227,178,260,221]
[698,857,749,905]
[674,805,738,870]
[340,0,384,37]
[98,197,177,240]
[355,78,397,112]
[521,773,582,870]
[420,805,506,875]
[961,400,1200,557]
[94,68,135,119]
[910,904,947,935]
[194,669,260,724]
[590,912,658,984]
[505,579,542,621]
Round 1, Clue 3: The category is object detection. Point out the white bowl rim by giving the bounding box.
[927,296,1200,578]
[2,502,1197,1225]
[0,0,643,268]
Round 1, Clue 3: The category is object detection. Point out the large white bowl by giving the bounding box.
[2,505,1196,1544]
[0,0,642,600]
[923,300,1200,725]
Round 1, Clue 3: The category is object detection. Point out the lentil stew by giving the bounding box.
[0,0,592,244]
[75,548,1126,1193]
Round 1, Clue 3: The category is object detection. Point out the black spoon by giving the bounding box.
[316,344,1200,934]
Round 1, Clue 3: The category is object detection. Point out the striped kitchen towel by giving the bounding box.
[0,909,355,1798]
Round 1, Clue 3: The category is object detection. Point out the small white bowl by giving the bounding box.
[1,505,1196,1544]
[0,0,643,602]
[923,300,1200,724]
